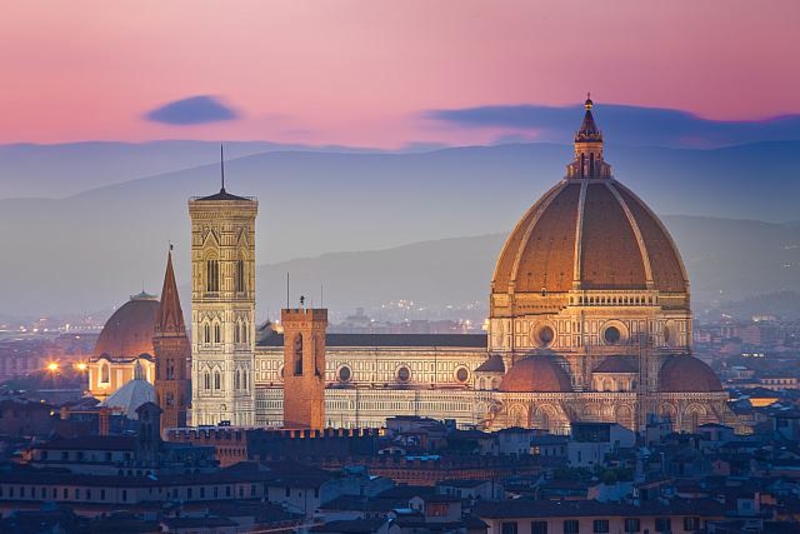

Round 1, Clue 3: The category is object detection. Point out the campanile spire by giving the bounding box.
[153,246,190,434]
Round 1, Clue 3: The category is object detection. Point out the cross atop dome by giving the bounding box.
[566,95,612,179]
[575,93,603,144]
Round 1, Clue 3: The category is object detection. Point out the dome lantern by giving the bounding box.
[567,95,612,179]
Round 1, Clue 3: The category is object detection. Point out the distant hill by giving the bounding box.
[253,217,800,323]
[0,140,389,199]
[1,141,799,316]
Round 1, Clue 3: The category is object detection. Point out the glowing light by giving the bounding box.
[75,362,88,372]
[46,362,59,372]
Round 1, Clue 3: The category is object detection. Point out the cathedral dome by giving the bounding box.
[659,356,723,392]
[499,356,573,393]
[94,292,160,359]
[492,179,688,295]
[491,101,688,299]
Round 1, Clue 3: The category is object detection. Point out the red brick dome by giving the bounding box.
[499,356,573,393]
[659,356,723,392]
[94,292,159,359]
[492,179,688,295]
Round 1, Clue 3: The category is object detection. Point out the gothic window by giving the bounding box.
[243,369,248,390]
[243,322,249,343]
[235,259,245,292]
[206,260,220,292]
[204,323,211,344]
[214,370,221,390]
[166,359,175,380]
[234,321,241,344]
[293,334,303,375]
[204,371,211,390]
[166,392,174,406]
[235,369,241,389]
[214,323,221,344]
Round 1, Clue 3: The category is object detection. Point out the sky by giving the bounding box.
[2,0,799,148]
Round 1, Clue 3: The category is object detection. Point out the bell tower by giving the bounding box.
[153,247,189,433]
[188,149,258,426]
[281,307,327,430]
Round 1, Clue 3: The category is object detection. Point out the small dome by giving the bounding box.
[499,356,573,393]
[100,378,155,419]
[94,294,160,359]
[659,356,723,392]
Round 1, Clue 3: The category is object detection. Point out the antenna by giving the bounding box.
[286,272,290,310]
[220,144,226,192]
[320,285,324,308]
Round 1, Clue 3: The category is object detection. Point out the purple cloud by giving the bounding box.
[145,95,239,125]
[424,104,800,148]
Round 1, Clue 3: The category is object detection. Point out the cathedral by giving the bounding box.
[88,100,735,434]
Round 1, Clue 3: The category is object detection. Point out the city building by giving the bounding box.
[86,292,158,400]
[93,100,734,434]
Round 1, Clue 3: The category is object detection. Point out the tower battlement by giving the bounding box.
[282,307,327,430]
[281,308,328,321]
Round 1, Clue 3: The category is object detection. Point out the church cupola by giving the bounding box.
[566,95,613,179]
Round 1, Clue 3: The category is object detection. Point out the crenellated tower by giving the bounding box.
[189,152,258,426]
[281,307,327,430]
[153,248,190,433]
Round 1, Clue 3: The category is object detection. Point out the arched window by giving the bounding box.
[204,371,211,390]
[234,369,241,389]
[243,369,248,390]
[214,371,221,390]
[206,260,220,292]
[100,363,110,384]
[243,322,249,343]
[234,321,241,344]
[204,323,211,344]
[293,334,303,375]
[214,323,221,344]
[235,259,245,293]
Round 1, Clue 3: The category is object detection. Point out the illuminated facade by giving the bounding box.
[250,100,735,433]
[188,184,258,426]
[95,100,734,434]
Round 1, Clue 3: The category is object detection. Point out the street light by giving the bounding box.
[46,362,59,373]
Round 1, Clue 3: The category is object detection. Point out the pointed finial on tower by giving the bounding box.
[585,92,593,110]
[155,244,186,335]
[220,144,226,193]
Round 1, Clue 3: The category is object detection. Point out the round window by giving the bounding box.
[338,366,352,382]
[397,366,411,383]
[456,367,469,383]
[604,326,621,344]
[538,326,555,346]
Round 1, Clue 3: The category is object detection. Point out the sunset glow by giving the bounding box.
[1,1,798,147]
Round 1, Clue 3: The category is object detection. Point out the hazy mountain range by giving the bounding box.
[0,140,799,318]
